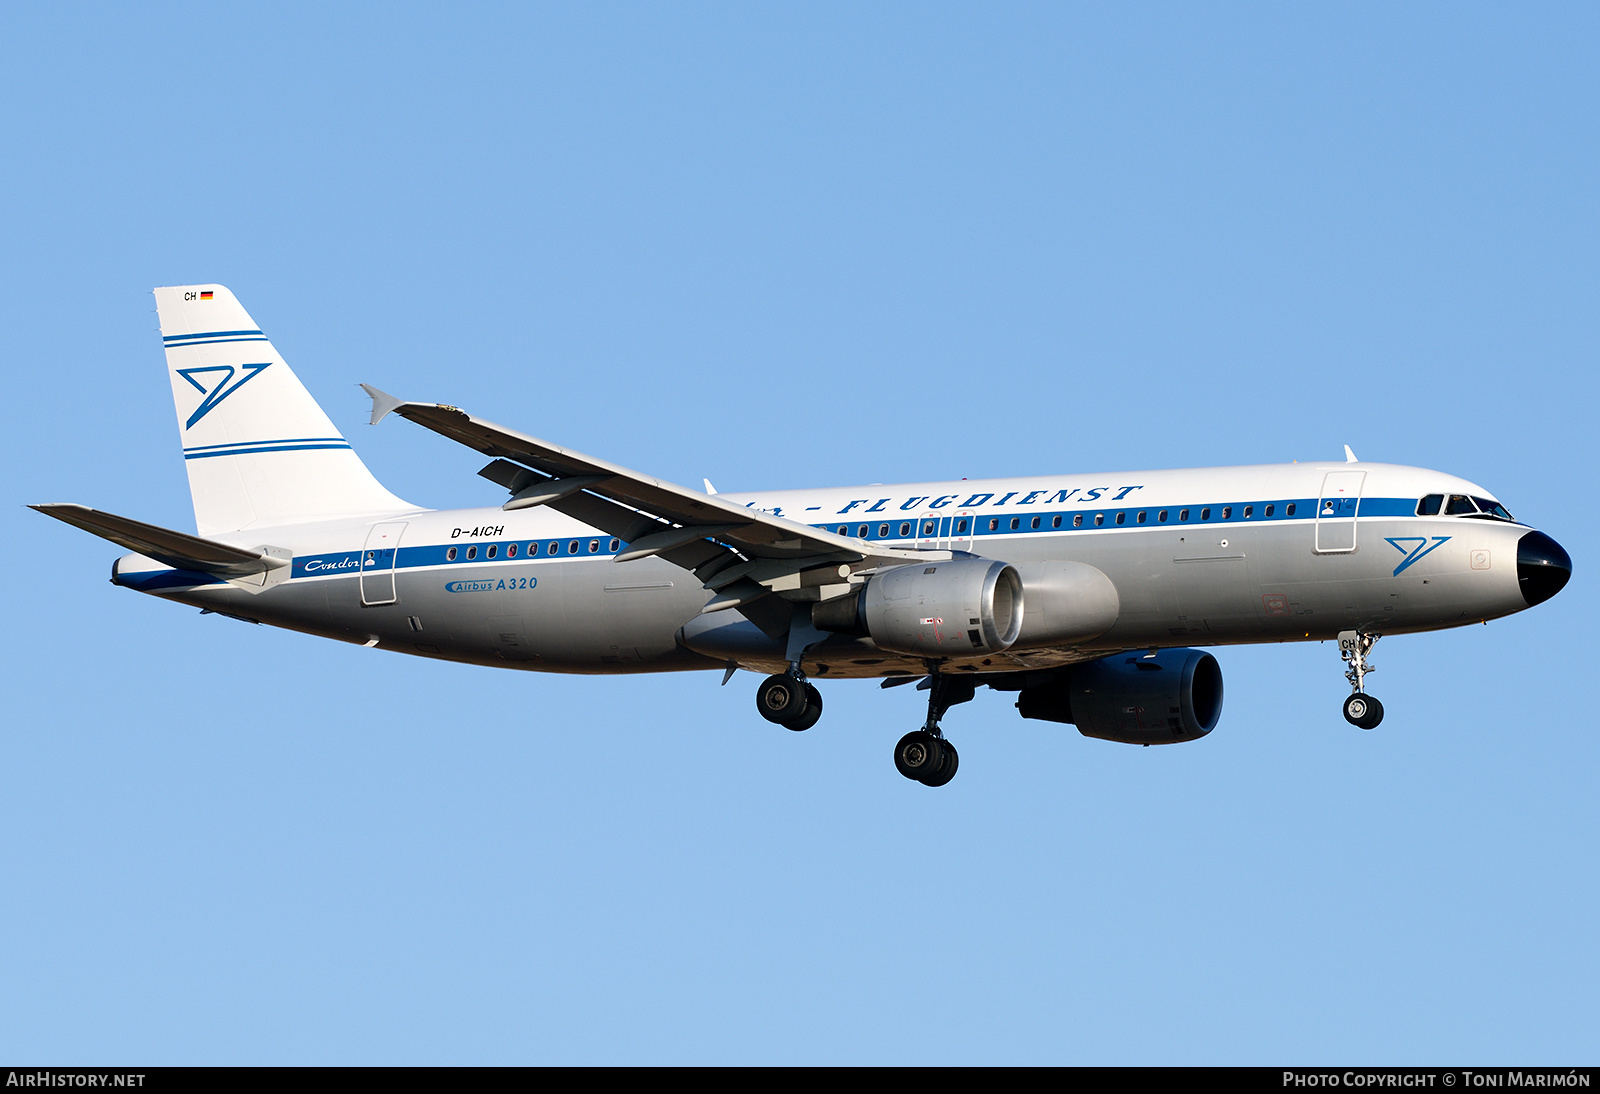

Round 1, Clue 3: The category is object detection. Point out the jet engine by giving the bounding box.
[1016,647,1223,745]
[1007,560,1120,648]
[812,557,1023,656]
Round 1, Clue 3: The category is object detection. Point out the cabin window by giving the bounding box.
[879,523,889,537]
[486,545,497,559]
[1417,494,1444,516]
[1030,516,1040,530]
[609,539,620,552]
[1073,514,1083,528]
[838,525,848,535]
[589,539,599,553]
[446,546,457,561]
[1115,512,1126,525]
[568,540,580,554]
[899,522,911,537]
[1051,515,1061,529]
[1285,503,1296,517]
[1264,505,1274,518]
[1200,508,1211,521]
[1221,506,1232,519]
[1179,509,1189,521]
[1009,517,1020,531]
[507,544,517,558]
[955,519,968,534]
[466,546,477,560]
[1136,511,1147,524]
[858,525,868,537]
[1094,514,1104,526]
[1158,510,1168,522]
[988,518,999,531]
[1243,506,1252,519]
[922,520,937,535]
[548,542,559,555]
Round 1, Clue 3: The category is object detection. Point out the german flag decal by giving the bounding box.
[200,291,213,300]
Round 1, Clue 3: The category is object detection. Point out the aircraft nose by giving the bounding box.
[1517,530,1572,607]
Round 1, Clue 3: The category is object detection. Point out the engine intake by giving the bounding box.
[812,557,1023,656]
[1016,648,1223,745]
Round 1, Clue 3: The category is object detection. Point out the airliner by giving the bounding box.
[34,285,1572,787]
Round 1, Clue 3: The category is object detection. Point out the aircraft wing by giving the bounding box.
[361,386,948,574]
[30,503,288,578]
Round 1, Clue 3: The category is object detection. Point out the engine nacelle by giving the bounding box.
[1008,561,1120,648]
[1016,648,1223,745]
[813,557,1023,657]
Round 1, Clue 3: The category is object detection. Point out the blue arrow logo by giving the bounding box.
[176,362,271,429]
[1386,536,1451,576]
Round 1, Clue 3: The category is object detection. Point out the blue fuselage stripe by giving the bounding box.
[277,497,1438,583]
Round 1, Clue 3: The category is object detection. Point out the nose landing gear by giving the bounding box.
[1338,630,1384,729]
[893,670,973,787]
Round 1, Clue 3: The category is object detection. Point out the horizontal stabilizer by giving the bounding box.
[30,503,287,577]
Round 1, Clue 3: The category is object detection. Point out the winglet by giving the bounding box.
[1343,444,1359,463]
[360,383,409,426]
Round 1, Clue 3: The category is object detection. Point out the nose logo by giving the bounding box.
[176,362,271,428]
[1386,536,1451,576]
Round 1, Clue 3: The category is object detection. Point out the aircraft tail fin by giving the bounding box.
[154,285,414,535]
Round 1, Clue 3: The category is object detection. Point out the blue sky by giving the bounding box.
[2,3,1594,1063]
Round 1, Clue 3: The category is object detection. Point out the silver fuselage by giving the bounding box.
[110,460,1545,681]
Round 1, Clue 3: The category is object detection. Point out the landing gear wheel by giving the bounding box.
[756,674,807,725]
[786,684,823,732]
[1343,692,1384,730]
[920,741,959,787]
[893,731,946,782]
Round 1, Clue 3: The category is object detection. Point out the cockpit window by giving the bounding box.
[1471,497,1515,521]
[1417,494,1443,516]
[1441,494,1516,522]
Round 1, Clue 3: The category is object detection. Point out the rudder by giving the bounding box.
[154,284,414,535]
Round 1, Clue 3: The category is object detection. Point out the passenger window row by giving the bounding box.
[445,537,622,563]
[828,501,1300,540]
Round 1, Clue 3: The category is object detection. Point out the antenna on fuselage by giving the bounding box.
[1343,445,1359,463]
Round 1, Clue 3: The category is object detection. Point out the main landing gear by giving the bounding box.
[1338,629,1384,730]
[755,671,822,732]
[893,671,974,788]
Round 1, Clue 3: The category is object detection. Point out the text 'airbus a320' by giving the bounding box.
[35,285,1572,786]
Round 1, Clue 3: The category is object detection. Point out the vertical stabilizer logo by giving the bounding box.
[177,362,271,428]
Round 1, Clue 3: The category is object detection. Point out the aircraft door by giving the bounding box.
[360,521,408,605]
[1315,472,1365,553]
[949,511,975,553]
[914,511,972,552]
